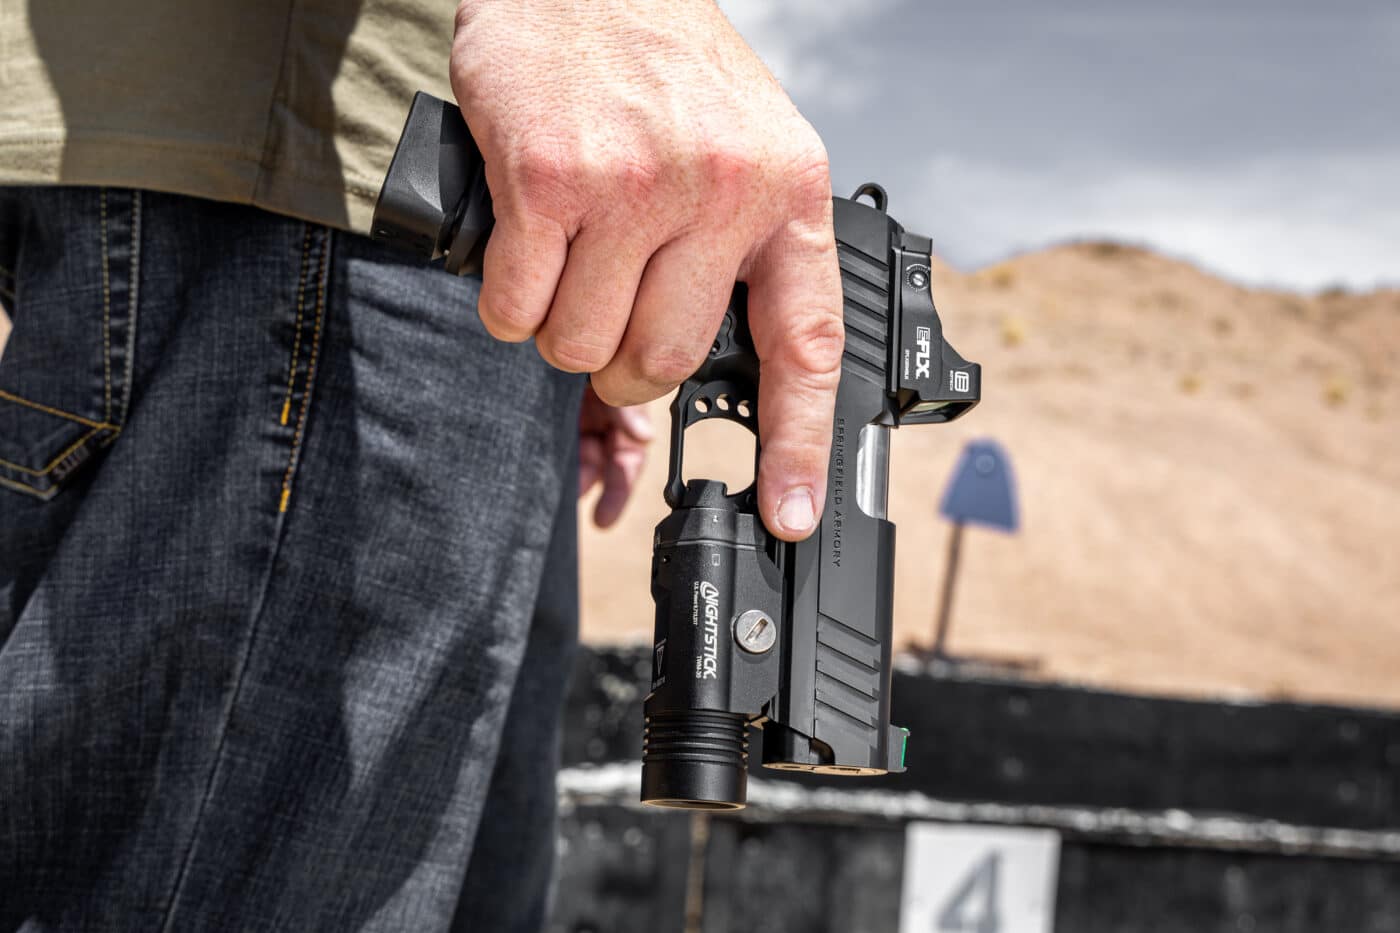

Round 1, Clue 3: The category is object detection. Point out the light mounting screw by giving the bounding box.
[734,610,777,654]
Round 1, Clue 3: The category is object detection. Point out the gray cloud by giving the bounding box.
[719,0,1399,290]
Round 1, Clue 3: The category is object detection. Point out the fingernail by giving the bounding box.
[776,487,816,535]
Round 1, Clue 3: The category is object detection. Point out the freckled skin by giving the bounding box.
[451,0,845,541]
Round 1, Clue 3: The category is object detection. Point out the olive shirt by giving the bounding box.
[0,0,455,232]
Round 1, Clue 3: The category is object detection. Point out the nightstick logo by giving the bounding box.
[699,581,720,680]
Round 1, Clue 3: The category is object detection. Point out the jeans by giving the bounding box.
[0,187,585,931]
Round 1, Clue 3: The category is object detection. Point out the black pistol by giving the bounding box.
[372,92,981,809]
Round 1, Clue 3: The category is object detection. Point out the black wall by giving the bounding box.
[549,647,1400,933]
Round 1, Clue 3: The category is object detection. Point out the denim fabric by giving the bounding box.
[0,187,585,931]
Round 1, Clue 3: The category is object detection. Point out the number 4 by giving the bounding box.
[937,852,1002,933]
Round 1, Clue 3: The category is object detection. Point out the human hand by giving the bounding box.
[451,0,843,541]
[578,385,653,529]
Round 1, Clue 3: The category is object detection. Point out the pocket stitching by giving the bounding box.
[100,189,114,422]
[0,387,119,430]
[277,228,330,513]
[118,192,142,423]
[277,227,313,426]
[0,424,115,477]
[0,191,138,496]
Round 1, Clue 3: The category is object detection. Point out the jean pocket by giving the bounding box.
[0,188,140,500]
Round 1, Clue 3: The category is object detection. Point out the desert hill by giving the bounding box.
[580,243,1400,708]
[4,244,1396,706]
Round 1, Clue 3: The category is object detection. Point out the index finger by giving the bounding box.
[744,204,844,542]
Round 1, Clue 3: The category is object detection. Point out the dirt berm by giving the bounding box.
[580,243,1400,708]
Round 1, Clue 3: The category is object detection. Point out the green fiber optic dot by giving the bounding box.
[900,728,910,768]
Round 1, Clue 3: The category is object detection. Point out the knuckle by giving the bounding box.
[763,447,827,493]
[785,310,845,381]
[609,154,663,202]
[699,143,759,197]
[758,437,830,496]
[537,333,614,374]
[589,372,649,408]
[783,146,834,208]
[636,345,701,389]
[760,421,833,487]
[479,289,541,341]
[502,145,574,220]
[512,145,567,190]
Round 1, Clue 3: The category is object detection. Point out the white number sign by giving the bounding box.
[899,823,1060,933]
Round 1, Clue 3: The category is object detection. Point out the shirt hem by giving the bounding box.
[0,135,379,234]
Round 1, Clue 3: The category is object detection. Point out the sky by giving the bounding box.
[717,0,1399,292]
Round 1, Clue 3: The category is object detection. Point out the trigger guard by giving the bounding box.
[666,379,761,509]
[677,382,757,434]
[663,289,760,509]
